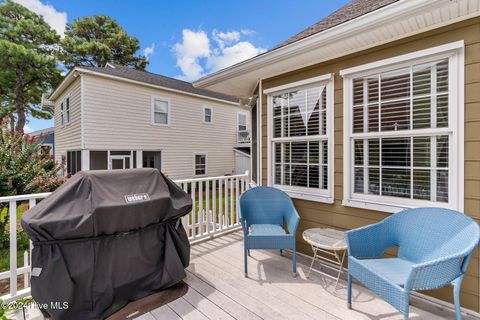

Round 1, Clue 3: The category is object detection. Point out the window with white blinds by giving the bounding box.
[151,97,170,125]
[267,75,334,202]
[342,42,464,212]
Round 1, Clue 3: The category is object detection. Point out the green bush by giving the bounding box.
[0,118,65,197]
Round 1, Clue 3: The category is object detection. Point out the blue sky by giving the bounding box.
[20,0,350,132]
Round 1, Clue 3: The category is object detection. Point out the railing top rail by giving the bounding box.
[0,192,51,203]
[0,173,250,202]
[174,172,249,184]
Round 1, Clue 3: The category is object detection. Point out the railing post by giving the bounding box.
[9,200,17,297]
[206,180,210,235]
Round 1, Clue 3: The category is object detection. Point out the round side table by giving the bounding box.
[302,228,347,288]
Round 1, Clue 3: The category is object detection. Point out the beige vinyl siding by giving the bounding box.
[82,75,242,179]
[261,18,480,312]
[53,77,82,163]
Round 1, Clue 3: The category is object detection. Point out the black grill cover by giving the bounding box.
[21,168,192,320]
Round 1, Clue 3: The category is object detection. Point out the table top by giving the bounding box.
[302,228,347,251]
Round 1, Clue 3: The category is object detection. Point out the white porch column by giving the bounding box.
[136,150,143,168]
[81,149,90,171]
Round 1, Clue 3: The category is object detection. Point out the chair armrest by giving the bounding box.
[346,222,391,259]
[285,206,300,235]
[405,251,473,291]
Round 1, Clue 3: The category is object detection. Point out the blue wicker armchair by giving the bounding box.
[239,186,300,277]
[346,208,480,320]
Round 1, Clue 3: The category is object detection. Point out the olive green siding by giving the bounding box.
[261,18,480,312]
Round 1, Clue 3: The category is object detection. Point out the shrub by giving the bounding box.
[0,118,65,197]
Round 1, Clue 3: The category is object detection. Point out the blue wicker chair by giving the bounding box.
[239,186,300,277]
[346,207,480,320]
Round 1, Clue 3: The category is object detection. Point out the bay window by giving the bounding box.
[266,74,334,202]
[341,42,464,212]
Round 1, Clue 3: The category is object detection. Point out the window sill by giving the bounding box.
[273,185,334,204]
[342,198,455,214]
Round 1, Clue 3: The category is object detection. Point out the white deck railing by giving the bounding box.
[0,172,249,302]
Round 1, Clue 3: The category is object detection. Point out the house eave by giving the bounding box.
[193,0,480,98]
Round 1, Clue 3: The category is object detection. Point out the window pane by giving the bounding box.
[322,140,328,165]
[413,169,431,200]
[368,168,380,195]
[437,170,448,202]
[322,165,328,190]
[274,117,282,138]
[273,95,285,117]
[381,68,410,101]
[154,99,168,113]
[367,76,379,103]
[368,139,379,166]
[307,103,320,136]
[154,112,168,124]
[413,137,430,167]
[275,143,282,163]
[275,164,282,184]
[354,167,364,193]
[413,97,431,129]
[309,141,319,164]
[381,100,410,131]
[382,169,411,198]
[291,142,307,163]
[368,104,379,132]
[382,138,410,167]
[413,63,431,96]
[284,165,291,185]
[289,112,306,136]
[354,140,364,165]
[353,78,363,105]
[284,142,291,162]
[309,165,319,188]
[437,94,448,128]
[436,59,448,93]
[353,105,363,133]
[437,135,449,168]
[291,165,307,187]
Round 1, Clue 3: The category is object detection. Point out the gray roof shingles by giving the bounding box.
[276,0,399,49]
[84,64,239,103]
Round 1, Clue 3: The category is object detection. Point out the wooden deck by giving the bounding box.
[17,231,476,320]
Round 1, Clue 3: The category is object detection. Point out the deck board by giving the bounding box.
[16,231,477,320]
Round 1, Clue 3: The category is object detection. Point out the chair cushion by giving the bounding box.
[353,258,414,286]
[250,224,286,236]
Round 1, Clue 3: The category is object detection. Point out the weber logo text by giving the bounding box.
[124,193,150,203]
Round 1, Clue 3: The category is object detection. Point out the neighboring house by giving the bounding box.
[49,63,250,179]
[194,0,480,313]
[28,127,55,156]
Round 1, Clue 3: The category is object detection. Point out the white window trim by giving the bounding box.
[265,73,335,203]
[237,111,248,131]
[151,96,171,126]
[60,101,65,127]
[203,106,213,124]
[341,41,464,213]
[65,96,71,125]
[193,152,208,176]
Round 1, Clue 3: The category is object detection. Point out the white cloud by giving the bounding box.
[173,29,210,81]
[208,41,265,73]
[144,43,155,60]
[12,0,67,37]
[173,28,265,81]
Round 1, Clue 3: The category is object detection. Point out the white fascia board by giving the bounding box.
[263,73,333,94]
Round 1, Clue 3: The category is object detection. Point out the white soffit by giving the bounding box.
[193,0,480,98]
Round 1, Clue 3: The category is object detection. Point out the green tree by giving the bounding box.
[61,15,148,70]
[0,119,64,197]
[0,0,62,133]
